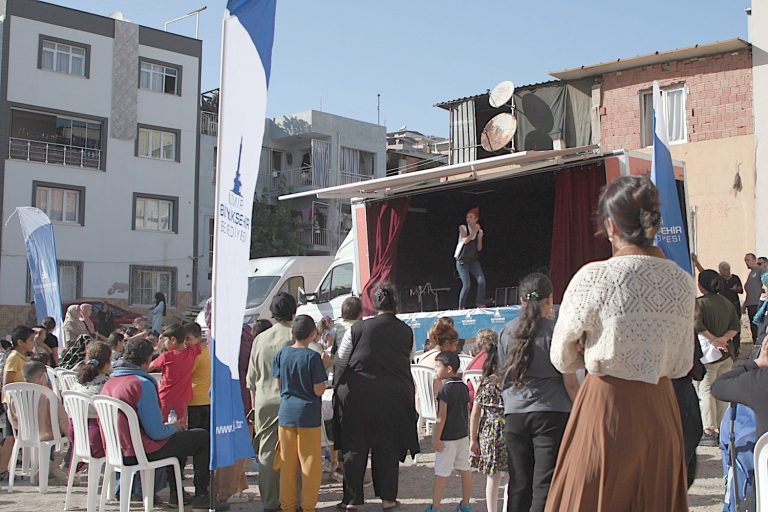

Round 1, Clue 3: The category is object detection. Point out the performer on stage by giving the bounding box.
[454,207,486,309]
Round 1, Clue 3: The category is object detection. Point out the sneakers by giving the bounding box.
[191,494,231,511]
[456,502,472,512]
[700,430,719,447]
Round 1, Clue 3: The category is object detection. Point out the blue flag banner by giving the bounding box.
[14,207,64,344]
[650,81,692,274]
[210,0,277,470]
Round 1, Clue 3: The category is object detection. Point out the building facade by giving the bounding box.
[751,4,768,255]
[195,107,385,301]
[551,39,755,273]
[386,128,448,176]
[0,0,201,333]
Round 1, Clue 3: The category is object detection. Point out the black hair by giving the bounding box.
[270,292,297,322]
[341,297,363,321]
[77,341,112,385]
[254,319,273,337]
[435,350,460,374]
[123,338,154,366]
[760,256,768,262]
[106,331,124,349]
[292,315,317,342]
[183,322,202,339]
[124,326,139,337]
[22,360,46,383]
[502,273,553,388]
[0,339,11,351]
[42,317,56,331]
[746,253,757,259]
[154,292,167,316]
[160,323,185,342]
[373,283,397,313]
[482,342,499,380]
[698,269,724,295]
[596,175,661,248]
[11,325,33,348]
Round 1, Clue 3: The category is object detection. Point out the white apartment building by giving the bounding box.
[0,0,201,332]
[196,107,386,301]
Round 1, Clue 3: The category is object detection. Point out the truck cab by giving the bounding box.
[297,233,358,321]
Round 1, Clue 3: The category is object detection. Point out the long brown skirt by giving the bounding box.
[544,374,688,512]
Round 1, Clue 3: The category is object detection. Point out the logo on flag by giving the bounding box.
[650,81,692,274]
[210,0,277,470]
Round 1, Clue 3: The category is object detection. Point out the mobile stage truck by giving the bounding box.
[284,145,688,347]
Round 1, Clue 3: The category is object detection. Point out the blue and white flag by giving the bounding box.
[650,81,692,274]
[14,207,64,343]
[210,0,276,469]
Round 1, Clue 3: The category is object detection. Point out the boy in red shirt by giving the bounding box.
[149,323,201,427]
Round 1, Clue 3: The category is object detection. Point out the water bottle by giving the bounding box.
[168,409,177,424]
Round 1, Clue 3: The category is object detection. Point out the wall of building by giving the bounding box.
[600,49,753,150]
[753,6,768,254]
[196,132,216,301]
[0,6,199,334]
[597,50,756,276]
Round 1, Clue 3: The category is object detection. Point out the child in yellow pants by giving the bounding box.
[273,315,328,512]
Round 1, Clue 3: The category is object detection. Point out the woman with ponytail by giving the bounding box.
[334,283,419,510]
[695,268,740,445]
[497,273,578,512]
[68,341,111,462]
[545,175,696,512]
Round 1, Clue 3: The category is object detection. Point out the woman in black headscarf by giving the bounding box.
[333,284,420,510]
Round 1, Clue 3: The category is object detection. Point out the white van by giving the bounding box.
[197,255,333,332]
[296,233,358,321]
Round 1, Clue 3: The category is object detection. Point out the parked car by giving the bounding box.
[61,300,147,336]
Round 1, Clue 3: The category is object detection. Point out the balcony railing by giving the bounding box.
[340,170,374,185]
[270,166,330,192]
[201,111,218,137]
[299,228,329,248]
[9,137,101,169]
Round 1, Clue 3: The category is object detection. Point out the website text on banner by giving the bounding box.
[210,0,277,470]
[13,207,64,345]
[650,81,692,274]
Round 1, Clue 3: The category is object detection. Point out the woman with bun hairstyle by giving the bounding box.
[418,318,460,369]
[695,268,740,446]
[545,175,696,512]
[454,207,486,309]
[334,283,419,510]
[68,341,112,463]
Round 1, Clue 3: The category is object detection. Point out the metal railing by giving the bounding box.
[299,228,329,248]
[9,137,101,169]
[270,166,328,192]
[201,111,218,137]
[340,170,373,185]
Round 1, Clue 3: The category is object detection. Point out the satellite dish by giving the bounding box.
[108,11,125,20]
[489,80,515,108]
[481,113,516,152]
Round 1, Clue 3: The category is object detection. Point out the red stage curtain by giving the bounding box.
[362,197,411,315]
[549,164,612,303]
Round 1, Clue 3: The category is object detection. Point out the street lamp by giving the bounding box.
[164,6,207,39]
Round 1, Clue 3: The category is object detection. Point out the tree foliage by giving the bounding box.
[250,188,306,258]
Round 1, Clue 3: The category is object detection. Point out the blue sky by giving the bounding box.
[52,0,749,137]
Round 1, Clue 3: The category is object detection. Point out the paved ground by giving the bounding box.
[0,438,727,511]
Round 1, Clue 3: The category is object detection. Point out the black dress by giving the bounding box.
[333,313,420,504]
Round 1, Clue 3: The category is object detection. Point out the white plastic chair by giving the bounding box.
[459,354,473,373]
[464,370,483,393]
[93,395,184,512]
[58,370,78,393]
[45,366,61,398]
[4,382,64,493]
[411,364,437,435]
[755,431,768,511]
[62,391,106,512]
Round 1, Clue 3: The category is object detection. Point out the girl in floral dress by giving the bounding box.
[469,341,507,512]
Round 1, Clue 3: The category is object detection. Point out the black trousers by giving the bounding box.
[748,305,760,343]
[505,412,569,512]
[341,417,400,504]
[187,405,210,432]
[123,428,210,496]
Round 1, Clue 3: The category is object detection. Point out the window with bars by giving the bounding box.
[39,37,88,77]
[27,260,82,302]
[133,195,176,233]
[33,183,84,225]
[137,126,178,161]
[129,265,176,306]
[139,60,180,95]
